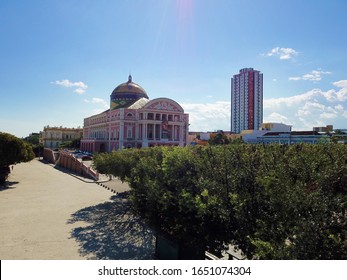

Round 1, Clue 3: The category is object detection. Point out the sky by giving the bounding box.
[1,0,347,138]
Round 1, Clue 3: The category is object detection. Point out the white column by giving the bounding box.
[179,124,184,146]
[142,123,148,148]
[119,109,125,150]
[135,122,139,145]
[119,122,124,150]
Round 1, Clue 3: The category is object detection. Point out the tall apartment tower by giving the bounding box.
[231,68,263,133]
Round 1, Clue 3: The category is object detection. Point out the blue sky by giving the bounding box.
[1,0,346,137]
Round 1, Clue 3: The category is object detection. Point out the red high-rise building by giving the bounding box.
[231,68,263,133]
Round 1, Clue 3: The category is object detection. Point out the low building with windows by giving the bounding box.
[80,75,189,152]
[41,126,83,148]
[242,122,292,143]
[313,125,334,133]
[258,131,330,144]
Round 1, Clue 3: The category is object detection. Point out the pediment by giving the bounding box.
[144,98,184,112]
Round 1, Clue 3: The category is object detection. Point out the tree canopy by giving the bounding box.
[23,133,40,145]
[0,132,35,167]
[23,133,44,157]
[208,131,230,145]
[93,143,347,259]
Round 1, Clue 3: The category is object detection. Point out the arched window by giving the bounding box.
[127,125,133,139]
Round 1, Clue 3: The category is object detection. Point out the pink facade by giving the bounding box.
[81,77,189,153]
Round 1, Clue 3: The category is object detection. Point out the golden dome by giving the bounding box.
[110,75,149,110]
[111,75,148,98]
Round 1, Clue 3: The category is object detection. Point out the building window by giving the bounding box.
[127,126,132,139]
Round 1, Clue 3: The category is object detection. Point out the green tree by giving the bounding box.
[59,137,82,149]
[0,132,35,184]
[23,133,39,145]
[23,133,43,157]
[331,129,347,143]
[92,143,347,259]
[208,131,230,145]
[243,144,347,259]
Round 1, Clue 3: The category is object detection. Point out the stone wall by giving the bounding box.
[43,148,99,180]
[42,148,56,164]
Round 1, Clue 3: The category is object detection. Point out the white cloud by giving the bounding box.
[265,79,347,109]
[296,109,311,117]
[327,80,347,102]
[74,88,86,94]
[91,97,108,105]
[335,104,344,111]
[302,101,325,111]
[320,112,337,119]
[181,101,231,131]
[264,89,319,108]
[333,80,347,88]
[288,76,301,81]
[92,108,106,115]
[54,80,87,89]
[323,86,347,102]
[336,88,347,102]
[84,97,109,109]
[181,79,347,133]
[84,97,109,116]
[322,89,337,102]
[266,47,298,60]
[289,69,331,81]
[264,80,347,130]
[265,112,289,123]
[52,79,88,94]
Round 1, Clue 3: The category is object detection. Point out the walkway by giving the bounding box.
[0,159,155,260]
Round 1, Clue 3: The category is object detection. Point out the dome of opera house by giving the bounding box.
[110,75,149,109]
[111,75,148,99]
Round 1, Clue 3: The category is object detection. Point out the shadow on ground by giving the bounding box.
[67,192,156,260]
[0,181,19,191]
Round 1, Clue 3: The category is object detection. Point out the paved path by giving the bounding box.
[0,159,155,260]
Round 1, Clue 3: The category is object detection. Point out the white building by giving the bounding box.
[260,123,292,132]
[242,122,292,143]
[41,126,83,148]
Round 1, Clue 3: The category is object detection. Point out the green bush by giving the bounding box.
[0,132,35,167]
[0,132,35,185]
[93,143,347,259]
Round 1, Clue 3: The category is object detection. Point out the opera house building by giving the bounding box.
[80,75,189,152]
